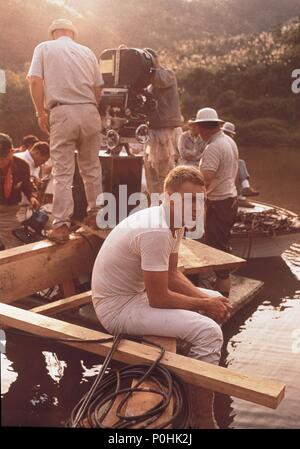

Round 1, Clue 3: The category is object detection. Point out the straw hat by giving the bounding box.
[222,122,236,135]
[190,108,224,124]
[48,19,78,39]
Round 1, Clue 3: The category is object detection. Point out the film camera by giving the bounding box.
[12,209,49,244]
[99,47,157,155]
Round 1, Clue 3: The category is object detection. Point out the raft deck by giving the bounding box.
[0,230,282,428]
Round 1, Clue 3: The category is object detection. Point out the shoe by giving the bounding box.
[46,225,70,244]
[242,187,259,197]
[238,198,255,208]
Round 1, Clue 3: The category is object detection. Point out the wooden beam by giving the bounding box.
[102,336,176,428]
[29,274,263,321]
[179,239,245,274]
[0,230,244,304]
[0,234,102,303]
[124,336,177,428]
[31,291,92,315]
[0,303,285,409]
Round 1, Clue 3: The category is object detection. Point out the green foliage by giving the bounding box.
[0,0,300,146]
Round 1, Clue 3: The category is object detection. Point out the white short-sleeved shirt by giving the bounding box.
[92,205,184,308]
[15,150,40,178]
[28,36,104,110]
[200,131,239,201]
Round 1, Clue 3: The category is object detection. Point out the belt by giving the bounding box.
[50,102,95,110]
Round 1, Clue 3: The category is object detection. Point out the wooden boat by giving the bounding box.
[231,201,300,259]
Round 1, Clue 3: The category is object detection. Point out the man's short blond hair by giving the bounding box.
[164,166,205,192]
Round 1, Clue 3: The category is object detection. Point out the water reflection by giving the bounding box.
[217,250,300,429]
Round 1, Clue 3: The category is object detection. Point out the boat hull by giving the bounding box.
[231,232,299,259]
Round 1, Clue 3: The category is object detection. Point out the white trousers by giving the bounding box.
[93,287,223,365]
[49,104,103,228]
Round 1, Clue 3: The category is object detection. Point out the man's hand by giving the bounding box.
[201,296,232,324]
[30,197,40,210]
[38,113,49,136]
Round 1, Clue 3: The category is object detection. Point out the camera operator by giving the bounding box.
[143,48,182,194]
[27,18,104,244]
[0,133,39,249]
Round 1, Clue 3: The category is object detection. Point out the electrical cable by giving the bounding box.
[6,329,190,428]
[68,335,190,429]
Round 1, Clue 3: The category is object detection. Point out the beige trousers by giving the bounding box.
[144,128,176,194]
[94,287,223,365]
[49,104,103,228]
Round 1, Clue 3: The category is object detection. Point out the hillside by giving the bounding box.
[0,0,300,144]
[1,0,300,70]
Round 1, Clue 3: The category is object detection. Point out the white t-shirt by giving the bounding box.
[92,205,184,311]
[27,36,103,110]
[15,150,40,178]
[200,131,239,201]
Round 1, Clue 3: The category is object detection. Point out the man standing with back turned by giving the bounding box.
[194,108,239,297]
[28,19,103,243]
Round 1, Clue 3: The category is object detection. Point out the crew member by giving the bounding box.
[178,118,206,166]
[15,141,50,178]
[195,108,239,296]
[92,165,231,428]
[222,122,259,208]
[0,133,39,249]
[144,48,182,195]
[13,134,38,153]
[27,18,104,244]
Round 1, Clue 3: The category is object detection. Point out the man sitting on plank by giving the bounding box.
[92,165,232,428]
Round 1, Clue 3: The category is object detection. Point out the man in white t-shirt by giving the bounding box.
[15,141,50,178]
[92,165,232,428]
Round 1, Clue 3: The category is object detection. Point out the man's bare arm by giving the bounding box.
[168,253,209,298]
[28,76,45,116]
[28,76,49,135]
[94,85,102,105]
[143,268,231,323]
[201,169,216,188]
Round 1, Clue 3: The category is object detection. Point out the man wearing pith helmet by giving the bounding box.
[27,18,104,243]
[193,108,239,296]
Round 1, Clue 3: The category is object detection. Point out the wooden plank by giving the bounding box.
[0,227,244,304]
[31,291,92,315]
[227,276,264,319]
[179,239,245,274]
[28,275,263,322]
[102,336,176,429]
[0,234,102,303]
[124,336,176,429]
[0,303,285,409]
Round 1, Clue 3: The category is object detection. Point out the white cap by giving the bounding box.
[191,108,224,124]
[222,122,236,135]
[48,19,78,39]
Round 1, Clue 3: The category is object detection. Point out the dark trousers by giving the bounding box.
[205,197,238,279]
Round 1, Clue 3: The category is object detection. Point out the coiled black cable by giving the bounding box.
[68,335,190,429]
[6,329,190,428]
